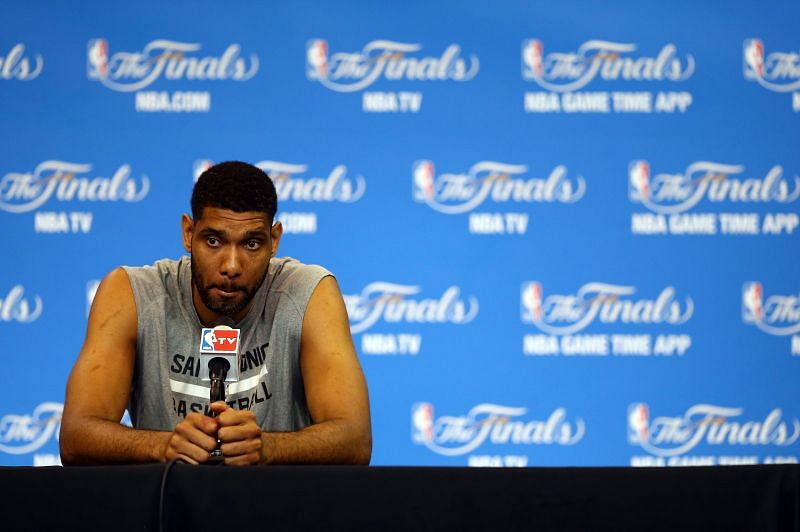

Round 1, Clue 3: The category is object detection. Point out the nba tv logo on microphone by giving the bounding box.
[200,328,240,353]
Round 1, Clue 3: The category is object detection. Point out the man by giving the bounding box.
[60,161,371,466]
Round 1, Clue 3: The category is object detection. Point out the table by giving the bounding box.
[2,464,798,531]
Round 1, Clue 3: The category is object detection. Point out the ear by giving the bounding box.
[181,214,194,253]
[270,221,283,257]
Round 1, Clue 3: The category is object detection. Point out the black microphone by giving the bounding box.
[208,358,230,403]
[208,317,236,403]
[198,316,241,463]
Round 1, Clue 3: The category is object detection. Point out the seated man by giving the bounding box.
[60,161,371,466]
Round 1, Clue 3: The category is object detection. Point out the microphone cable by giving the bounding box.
[158,458,184,532]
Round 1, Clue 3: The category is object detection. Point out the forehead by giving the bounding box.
[194,207,270,234]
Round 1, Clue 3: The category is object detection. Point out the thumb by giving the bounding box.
[210,401,230,415]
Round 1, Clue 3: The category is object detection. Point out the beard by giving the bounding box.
[190,255,268,318]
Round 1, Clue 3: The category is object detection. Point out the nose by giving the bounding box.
[220,246,243,279]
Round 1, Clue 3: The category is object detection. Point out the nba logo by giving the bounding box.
[522,39,544,79]
[412,160,435,202]
[193,159,213,183]
[628,160,651,201]
[743,39,764,79]
[200,328,240,352]
[521,281,543,322]
[628,403,650,445]
[306,39,329,80]
[411,402,434,443]
[87,39,109,79]
[742,282,764,322]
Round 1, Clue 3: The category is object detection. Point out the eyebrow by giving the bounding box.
[242,230,270,240]
[198,227,270,240]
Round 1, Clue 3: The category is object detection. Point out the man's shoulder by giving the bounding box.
[121,257,187,294]
[123,257,185,277]
[270,257,333,303]
[272,257,331,285]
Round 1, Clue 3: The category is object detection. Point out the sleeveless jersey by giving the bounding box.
[122,256,331,432]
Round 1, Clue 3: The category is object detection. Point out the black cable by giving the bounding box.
[159,458,183,532]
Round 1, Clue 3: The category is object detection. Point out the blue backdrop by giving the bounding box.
[1,0,799,468]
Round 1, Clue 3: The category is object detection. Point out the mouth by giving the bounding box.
[211,286,243,297]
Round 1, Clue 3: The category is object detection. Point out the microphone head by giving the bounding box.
[208,355,231,403]
[209,357,230,372]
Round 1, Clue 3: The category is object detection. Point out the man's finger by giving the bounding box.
[165,436,206,464]
[220,438,261,457]
[185,412,218,435]
[175,425,218,451]
[172,434,215,462]
[218,424,261,443]
[209,401,230,416]
[216,409,257,427]
[174,421,218,452]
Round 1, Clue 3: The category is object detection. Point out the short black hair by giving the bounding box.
[191,161,277,222]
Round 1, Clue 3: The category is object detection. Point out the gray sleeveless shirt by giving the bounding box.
[123,256,331,432]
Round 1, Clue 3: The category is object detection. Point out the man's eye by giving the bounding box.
[245,240,261,250]
[207,237,220,247]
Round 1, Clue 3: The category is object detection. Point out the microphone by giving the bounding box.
[208,357,230,403]
[198,317,241,463]
[199,317,241,395]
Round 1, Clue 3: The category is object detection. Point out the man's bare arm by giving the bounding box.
[60,268,218,465]
[257,275,372,465]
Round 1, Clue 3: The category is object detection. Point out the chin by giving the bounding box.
[215,304,244,317]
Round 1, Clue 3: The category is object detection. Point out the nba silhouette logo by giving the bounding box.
[411,402,434,443]
[306,39,329,79]
[628,403,650,445]
[743,39,764,79]
[521,281,543,322]
[200,328,216,351]
[628,160,651,201]
[193,160,213,183]
[522,39,544,79]
[87,39,109,79]
[742,282,764,322]
[412,160,435,201]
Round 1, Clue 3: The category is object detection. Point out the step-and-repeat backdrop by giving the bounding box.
[2,1,799,467]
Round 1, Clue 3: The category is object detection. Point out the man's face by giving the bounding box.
[182,207,282,325]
